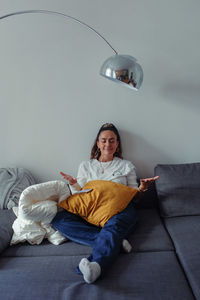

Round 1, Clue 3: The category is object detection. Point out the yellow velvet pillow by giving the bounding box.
[59,180,138,227]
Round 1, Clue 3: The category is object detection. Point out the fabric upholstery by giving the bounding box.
[2,239,92,258]
[134,181,159,209]
[1,163,199,300]
[0,252,194,300]
[3,208,174,257]
[0,209,16,254]
[165,216,200,299]
[59,180,138,227]
[155,163,200,217]
[129,209,174,252]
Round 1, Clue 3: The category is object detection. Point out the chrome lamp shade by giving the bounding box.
[100,54,143,90]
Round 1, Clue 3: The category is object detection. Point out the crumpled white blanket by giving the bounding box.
[10,180,70,246]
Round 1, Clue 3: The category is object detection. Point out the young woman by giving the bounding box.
[52,123,158,284]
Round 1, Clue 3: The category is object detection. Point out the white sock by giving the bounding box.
[122,239,132,253]
[79,258,101,284]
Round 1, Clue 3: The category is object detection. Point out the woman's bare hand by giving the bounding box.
[60,172,77,185]
[139,176,159,192]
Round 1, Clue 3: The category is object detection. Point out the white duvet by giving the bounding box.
[11,180,70,246]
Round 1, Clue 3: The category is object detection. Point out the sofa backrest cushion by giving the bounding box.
[134,181,159,209]
[155,163,200,217]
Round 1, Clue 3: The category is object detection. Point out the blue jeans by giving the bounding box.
[52,201,138,275]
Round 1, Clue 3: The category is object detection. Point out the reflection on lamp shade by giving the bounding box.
[100,54,143,90]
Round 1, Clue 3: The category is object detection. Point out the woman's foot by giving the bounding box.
[79,258,101,284]
[122,239,132,253]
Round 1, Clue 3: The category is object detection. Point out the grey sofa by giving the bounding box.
[0,163,200,300]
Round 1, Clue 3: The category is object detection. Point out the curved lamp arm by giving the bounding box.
[0,9,143,91]
[0,9,118,55]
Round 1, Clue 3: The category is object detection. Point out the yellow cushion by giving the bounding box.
[59,180,138,227]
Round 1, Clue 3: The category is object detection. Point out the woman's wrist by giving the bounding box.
[71,182,81,191]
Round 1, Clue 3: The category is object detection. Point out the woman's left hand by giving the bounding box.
[139,176,159,192]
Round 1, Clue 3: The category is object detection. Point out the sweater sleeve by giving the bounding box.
[126,162,139,189]
[69,161,88,194]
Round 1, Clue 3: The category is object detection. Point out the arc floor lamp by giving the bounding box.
[0,10,143,91]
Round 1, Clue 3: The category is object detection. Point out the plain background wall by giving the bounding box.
[0,0,200,182]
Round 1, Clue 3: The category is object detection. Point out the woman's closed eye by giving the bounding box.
[101,138,115,143]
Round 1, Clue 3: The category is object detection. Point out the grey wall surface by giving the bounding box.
[0,0,199,181]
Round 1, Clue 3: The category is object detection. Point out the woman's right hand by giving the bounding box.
[60,172,77,185]
[139,176,159,192]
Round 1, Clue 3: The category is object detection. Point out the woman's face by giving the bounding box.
[97,130,119,159]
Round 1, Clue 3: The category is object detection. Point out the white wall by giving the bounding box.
[0,0,200,181]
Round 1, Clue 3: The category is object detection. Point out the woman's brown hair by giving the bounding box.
[90,123,123,160]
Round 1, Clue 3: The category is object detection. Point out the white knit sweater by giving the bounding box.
[70,157,138,194]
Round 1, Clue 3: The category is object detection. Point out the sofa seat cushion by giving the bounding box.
[165,216,200,300]
[155,163,200,217]
[0,252,194,300]
[2,208,174,257]
[129,209,174,252]
[2,239,92,257]
[0,209,16,254]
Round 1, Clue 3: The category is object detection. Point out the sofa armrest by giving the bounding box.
[0,209,16,253]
